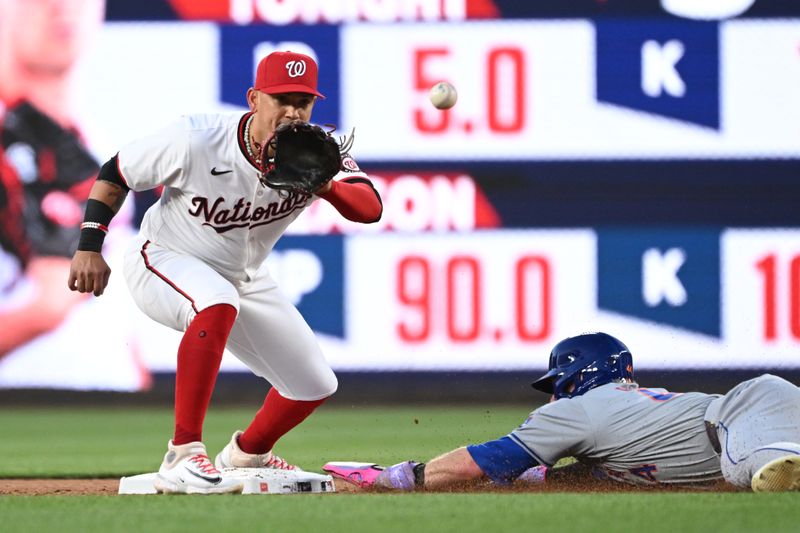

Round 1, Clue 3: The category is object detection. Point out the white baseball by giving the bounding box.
[429,82,458,110]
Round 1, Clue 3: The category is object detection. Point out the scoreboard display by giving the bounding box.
[341,21,800,160]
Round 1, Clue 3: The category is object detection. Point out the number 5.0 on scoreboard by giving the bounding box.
[340,21,594,160]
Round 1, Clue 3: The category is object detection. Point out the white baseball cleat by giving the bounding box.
[751,455,800,492]
[154,440,244,495]
[215,430,301,471]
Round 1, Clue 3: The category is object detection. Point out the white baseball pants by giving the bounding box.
[123,237,337,401]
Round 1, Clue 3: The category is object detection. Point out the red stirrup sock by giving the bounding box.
[172,304,237,445]
[238,388,328,454]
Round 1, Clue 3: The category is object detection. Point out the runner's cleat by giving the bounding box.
[751,454,800,492]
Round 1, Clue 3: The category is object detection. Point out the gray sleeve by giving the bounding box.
[509,399,595,467]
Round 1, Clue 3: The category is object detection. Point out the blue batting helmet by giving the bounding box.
[531,332,634,399]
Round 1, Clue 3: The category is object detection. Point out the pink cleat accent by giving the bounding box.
[322,462,386,488]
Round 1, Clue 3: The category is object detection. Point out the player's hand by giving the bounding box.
[68,250,111,297]
[515,465,548,484]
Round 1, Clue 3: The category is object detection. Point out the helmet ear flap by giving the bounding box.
[533,332,634,399]
[618,350,634,380]
[562,375,581,398]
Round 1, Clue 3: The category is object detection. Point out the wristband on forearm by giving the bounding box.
[77,199,115,252]
[413,462,426,487]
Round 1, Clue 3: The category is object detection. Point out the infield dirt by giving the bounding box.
[0,478,738,495]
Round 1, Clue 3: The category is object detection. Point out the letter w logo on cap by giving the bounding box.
[255,51,325,98]
[286,60,307,78]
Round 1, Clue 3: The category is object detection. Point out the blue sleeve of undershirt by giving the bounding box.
[466,436,540,484]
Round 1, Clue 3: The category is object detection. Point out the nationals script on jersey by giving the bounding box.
[117,113,366,282]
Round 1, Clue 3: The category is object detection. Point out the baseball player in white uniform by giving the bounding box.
[324,332,800,492]
[68,51,382,494]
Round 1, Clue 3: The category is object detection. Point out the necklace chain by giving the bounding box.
[244,114,260,163]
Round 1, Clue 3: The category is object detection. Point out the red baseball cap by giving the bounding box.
[254,51,325,99]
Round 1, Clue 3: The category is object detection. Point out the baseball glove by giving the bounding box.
[259,121,342,195]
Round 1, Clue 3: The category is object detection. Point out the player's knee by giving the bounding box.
[314,371,338,399]
[190,295,240,323]
[307,371,338,400]
[273,370,337,401]
[326,373,339,396]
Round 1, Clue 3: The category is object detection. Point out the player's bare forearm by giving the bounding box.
[90,179,128,212]
[67,180,127,296]
[422,447,487,489]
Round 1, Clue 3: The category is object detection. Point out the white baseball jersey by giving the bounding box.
[118,112,367,283]
[119,112,369,400]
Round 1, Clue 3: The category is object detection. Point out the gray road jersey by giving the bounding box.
[510,382,723,485]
